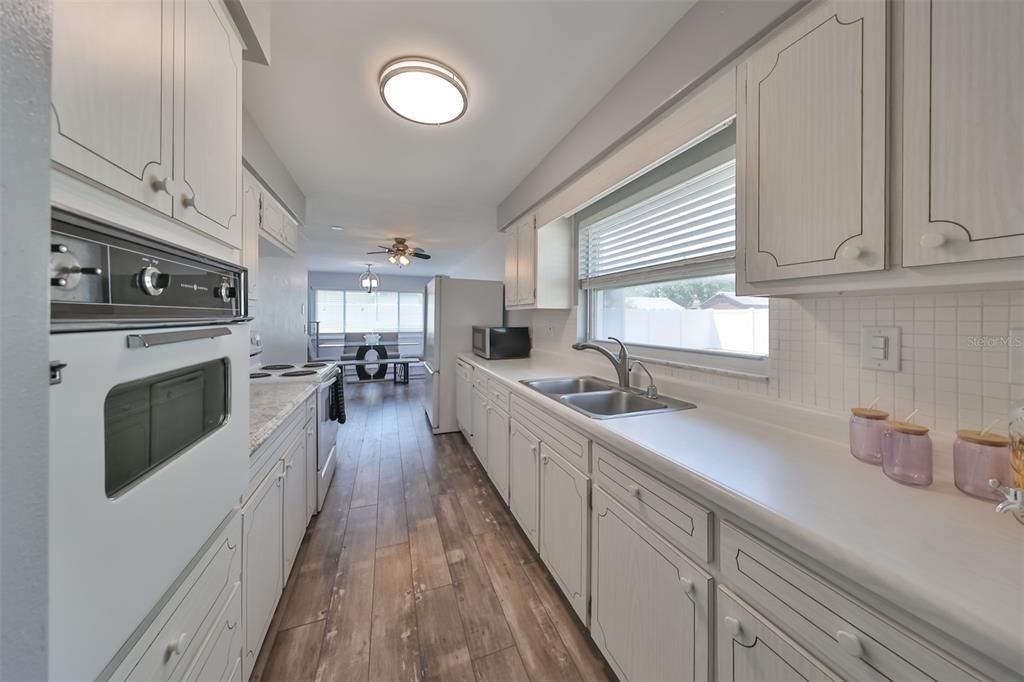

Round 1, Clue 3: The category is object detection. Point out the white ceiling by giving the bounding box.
[244,1,695,274]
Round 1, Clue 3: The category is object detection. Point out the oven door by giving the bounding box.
[48,323,249,680]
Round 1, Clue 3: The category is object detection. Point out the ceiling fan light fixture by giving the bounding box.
[379,57,467,125]
[398,254,410,266]
[360,264,380,293]
[388,254,397,264]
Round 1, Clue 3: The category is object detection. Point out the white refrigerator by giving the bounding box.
[423,276,503,433]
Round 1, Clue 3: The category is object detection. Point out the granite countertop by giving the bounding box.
[249,382,318,453]
[459,351,1024,673]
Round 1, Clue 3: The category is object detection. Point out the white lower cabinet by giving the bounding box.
[305,419,317,520]
[590,487,711,682]
[539,444,589,621]
[456,361,472,438]
[508,419,541,550]
[282,434,307,581]
[486,404,510,502]
[183,586,243,682]
[471,386,489,466]
[717,587,838,682]
[241,462,284,681]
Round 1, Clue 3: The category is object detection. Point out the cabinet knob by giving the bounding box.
[541,454,549,464]
[836,629,864,658]
[679,576,694,593]
[628,484,642,498]
[167,631,188,656]
[919,232,946,249]
[724,616,742,638]
[149,175,173,196]
[181,193,196,208]
[840,245,863,260]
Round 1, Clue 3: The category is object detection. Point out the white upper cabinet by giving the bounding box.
[173,0,243,247]
[515,215,537,306]
[901,0,1024,266]
[738,0,887,282]
[241,171,261,299]
[504,215,572,309]
[52,0,243,250]
[51,1,174,215]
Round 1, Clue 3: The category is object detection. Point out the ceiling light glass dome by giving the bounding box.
[379,57,468,125]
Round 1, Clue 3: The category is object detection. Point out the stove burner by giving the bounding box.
[303,362,328,368]
[281,369,317,377]
[261,364,295,370]
[250,372,271,379]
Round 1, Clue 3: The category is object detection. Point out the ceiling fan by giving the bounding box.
[366,237,432,267]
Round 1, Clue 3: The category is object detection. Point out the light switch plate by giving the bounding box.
[861,326,900,371]
[1011,327,1024,384]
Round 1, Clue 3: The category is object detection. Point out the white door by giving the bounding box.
[590,488,711,682]
[51,0,174,214]
[717,587,839,682]
[901,0,1024,266]
[282,433,307,580]
[471,387,488,466]
[504,228,518,307]
[241,173,261,300]
[173,0,242,248]
[515,217,536,305]
[539,445,589,621]
[740,0,886,282]
[486,405,510,503]
[242,464,284,681]
[509,419,541,550]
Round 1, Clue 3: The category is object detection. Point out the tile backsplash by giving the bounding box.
[513,288,1024,436]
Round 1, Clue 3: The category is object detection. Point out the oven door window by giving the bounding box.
[104,359,229,497]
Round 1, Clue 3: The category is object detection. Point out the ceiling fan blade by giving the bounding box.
[412,252,431,259]
[366,250,388,255]
[377,245,391,250]
[412,247,426,253]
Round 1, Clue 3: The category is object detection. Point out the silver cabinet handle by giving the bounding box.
[127,327,231,348]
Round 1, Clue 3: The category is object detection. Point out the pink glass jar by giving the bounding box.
[953,430,1012,501]
[881,421,933,487]
[849,408,889,464]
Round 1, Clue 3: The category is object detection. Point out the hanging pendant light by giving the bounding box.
[360,264,380,293]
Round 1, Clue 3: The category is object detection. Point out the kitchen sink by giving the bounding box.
[520,376,615,396]
[521,376,696,419]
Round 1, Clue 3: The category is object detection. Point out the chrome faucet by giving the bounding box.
[630,360,658,399]
[990,479,1024,526]
[571,336,631,389]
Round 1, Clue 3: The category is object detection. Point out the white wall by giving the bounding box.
[308,270,430,293]
[497,0,803,229]
[243,109,306,221]
[0,1,51,677]
[444,230,506,282]
[255,243,310,363]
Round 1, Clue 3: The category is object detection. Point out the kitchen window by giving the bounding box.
[313,289,424,335]
[578,124,769,375]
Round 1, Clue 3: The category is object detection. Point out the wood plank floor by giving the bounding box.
[252,381,614,682]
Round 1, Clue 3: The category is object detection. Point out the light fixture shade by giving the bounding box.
[360,264,380,293]
[398,254,410,266]
[379,57,467,125]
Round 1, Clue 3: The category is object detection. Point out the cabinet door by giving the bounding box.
[515,218,537,306]
[241,174,261,300]
[305,420,317,521]
[717,587,839,682]
[504,229,518,307]
[51,0,174,214]
[242,464,284,681]
[486,405,510,503]
[282,434,307,581]
[901,1,1024,266]
[740,0,886,282]
[471,388,488,465]
[539,445,588,621]
[261,197,285,242]
[456,365,470,437]
[590,488,711,682]
[173,0,242,248]
[282,215,300,251]
[509,419,540,550]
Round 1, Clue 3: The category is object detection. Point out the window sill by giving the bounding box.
[628,352,769,383]
[587,339,770,381]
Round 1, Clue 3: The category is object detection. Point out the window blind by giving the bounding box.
[579,159,736,289]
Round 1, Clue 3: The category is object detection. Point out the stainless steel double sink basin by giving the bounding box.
[520,375,696,419]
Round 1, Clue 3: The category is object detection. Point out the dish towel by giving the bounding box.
[329,377,346,424]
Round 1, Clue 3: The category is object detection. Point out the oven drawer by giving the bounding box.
[487,378,511,412]
[719,523,982,681]
[594,443,712,565]
[111,512,241,681]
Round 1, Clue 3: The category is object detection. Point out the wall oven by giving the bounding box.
[48,210,250,680]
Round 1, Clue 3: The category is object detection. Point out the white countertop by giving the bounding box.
[249,382,317,453]
[459,351,1024,673]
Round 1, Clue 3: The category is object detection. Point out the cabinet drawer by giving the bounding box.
[249,404,305,498]
[471,369,487,391]
[116,513,241,681]
[487,378,511,412]
[182,584,242,682]
[511,394,590,473]
[720,523,982,681]
[594,443,711,565]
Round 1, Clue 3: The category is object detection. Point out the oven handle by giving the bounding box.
[126,327,232,349]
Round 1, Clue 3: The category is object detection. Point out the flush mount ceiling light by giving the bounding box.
[379,57,468,125]
[359,264,380,293]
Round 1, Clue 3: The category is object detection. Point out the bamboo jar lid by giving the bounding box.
[886,420,929,435]
[956,429,1010,447]
[851,408,889,420]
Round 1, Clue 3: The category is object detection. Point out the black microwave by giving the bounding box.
[472,326,531,360]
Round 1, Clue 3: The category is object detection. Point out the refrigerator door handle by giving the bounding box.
[423,361,437,376]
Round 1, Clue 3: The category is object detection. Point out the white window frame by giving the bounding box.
[313,289,425,336]
[576,128,770,379]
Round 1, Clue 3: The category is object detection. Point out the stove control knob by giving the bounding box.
[139,266,170,296]
[216,281,237,302]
